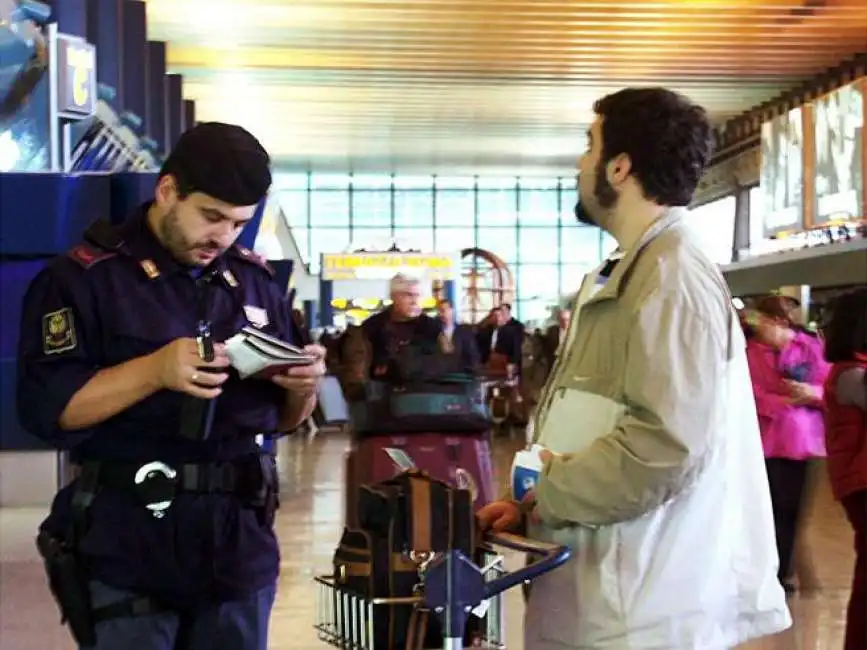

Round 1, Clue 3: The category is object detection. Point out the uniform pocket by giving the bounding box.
[100,314,189,367]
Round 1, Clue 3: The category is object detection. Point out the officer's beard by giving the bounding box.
[161,208,223,267]
[574,162,619,228]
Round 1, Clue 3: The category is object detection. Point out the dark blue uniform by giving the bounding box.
[18,206,295,649]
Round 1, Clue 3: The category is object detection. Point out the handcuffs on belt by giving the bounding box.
[133,461,178,519]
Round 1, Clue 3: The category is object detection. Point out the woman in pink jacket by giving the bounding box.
[745,295,829,592]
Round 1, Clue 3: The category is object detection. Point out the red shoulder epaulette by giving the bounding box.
[231,245,275,277]
[67,243,118,269]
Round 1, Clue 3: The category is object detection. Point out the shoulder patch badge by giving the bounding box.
[68,244,117,269]
[42,308,77,355]
[232,245,275,277]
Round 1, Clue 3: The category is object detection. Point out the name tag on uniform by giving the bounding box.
[243,305,269,328]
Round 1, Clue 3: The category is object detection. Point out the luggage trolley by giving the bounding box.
[314,532,572,650]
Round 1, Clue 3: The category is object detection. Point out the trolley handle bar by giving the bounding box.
[481,531,571,599]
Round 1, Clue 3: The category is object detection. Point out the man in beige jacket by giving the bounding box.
[478,87,791,649]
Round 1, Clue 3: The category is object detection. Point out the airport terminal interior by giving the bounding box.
[1,0,867,649]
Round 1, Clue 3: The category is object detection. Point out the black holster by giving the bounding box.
[250,451,280,527]
[36,530,97,647]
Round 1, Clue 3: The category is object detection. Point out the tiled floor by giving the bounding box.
[0,431,857,649]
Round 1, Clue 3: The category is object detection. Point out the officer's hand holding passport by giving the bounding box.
[147,336,326,397]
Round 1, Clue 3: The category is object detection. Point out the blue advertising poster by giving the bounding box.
[0,7,51,171]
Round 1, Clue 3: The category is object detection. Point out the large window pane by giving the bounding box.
[310,174,350,190]
[517,264,560,301]
[435,176,475,190]
[560,180,579,223]
[517,299,554,323]
[476,176,517,190]
[436,190,475,227]
[276,190,307,229]
[518,227,559,263]
[350,174,393,190]
[350,227,393,251]
[395,228,435,252]
[394,175,434,190]
[434,227,475,253]
[292,227,311,267]
[272,173,308,190]
[560,263,596,295]
[478,227,517,265]
[310,190,349,227]
[476,189,517,226]
[352,190,392,227]
[310,228,351,272]
[519,177,560,190]
[559,224,601,266]
[394,190,434,227]
[519,189,560,225]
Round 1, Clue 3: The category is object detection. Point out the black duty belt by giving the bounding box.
[75,456,277,519]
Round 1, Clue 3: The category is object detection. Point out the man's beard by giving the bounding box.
[160,209,222,266]
[574,162,619,227]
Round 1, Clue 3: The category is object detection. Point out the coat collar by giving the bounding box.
[584,207,687,306]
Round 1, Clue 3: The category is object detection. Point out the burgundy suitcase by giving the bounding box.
[345,432,495,528]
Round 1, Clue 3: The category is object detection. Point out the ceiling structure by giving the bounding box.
[143,0,867,176]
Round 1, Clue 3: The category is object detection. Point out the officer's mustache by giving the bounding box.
[193,241,224,253]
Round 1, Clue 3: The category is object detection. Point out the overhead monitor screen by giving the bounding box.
[812,79,864,226]
[759,107,805,238]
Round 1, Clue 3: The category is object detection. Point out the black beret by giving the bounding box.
[160,122,272,206]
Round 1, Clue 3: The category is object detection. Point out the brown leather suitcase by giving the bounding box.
[344,432,495,528]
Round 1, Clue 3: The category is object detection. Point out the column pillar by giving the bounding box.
[48,0,87,38]
[145,42,167,154]
[319,281,334,327]
[444,279,458,321]
[85,0,123,106]
[164,74,183,152]
[121,0,147,125]
[303,300,317,331]
[731,185,751,262]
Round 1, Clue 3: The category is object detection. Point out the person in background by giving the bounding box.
[745,295,830,593]
[821,288,867,650]
[476,305,521,376]
[435,298,480,372]
[499,303,526,372]
[360,273,441,380]
[541,307,572,377]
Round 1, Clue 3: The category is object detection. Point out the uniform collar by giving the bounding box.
[122,203,230,283]
[584,207,686,306]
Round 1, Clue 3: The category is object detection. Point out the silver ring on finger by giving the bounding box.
[191,372,199,383]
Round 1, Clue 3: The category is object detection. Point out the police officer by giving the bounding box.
[17,122,325,649]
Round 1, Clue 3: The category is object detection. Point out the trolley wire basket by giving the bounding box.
[313,532,571,650]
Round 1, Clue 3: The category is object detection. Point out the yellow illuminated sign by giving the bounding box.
[56,35,97,117]
[70,48,92,107]
[321,253,456,281]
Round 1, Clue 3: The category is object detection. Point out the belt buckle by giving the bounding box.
[134,461,177,519]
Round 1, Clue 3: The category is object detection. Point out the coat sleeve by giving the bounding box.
[745,344,790,419]
[16,261,101,448]
[535,290,729,527]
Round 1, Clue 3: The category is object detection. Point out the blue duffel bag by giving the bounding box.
[350,376,491,437]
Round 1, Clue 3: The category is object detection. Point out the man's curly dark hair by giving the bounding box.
[593,88,715,206]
